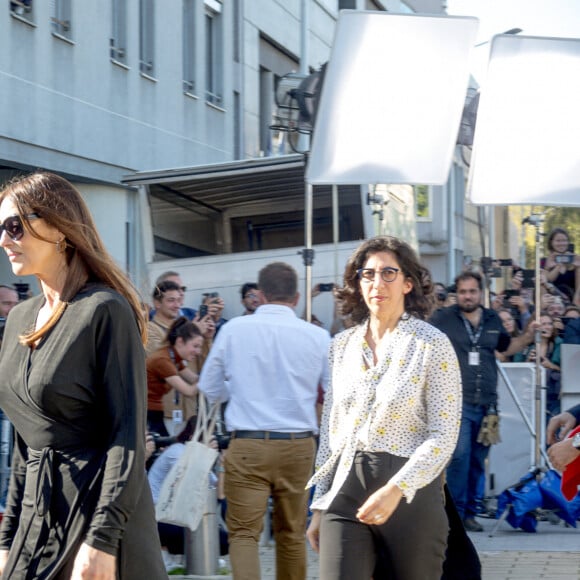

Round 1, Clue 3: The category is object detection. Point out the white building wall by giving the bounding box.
[0,2,467,299]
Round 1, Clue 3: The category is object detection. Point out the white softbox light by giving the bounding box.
[306,11,478,186]
[468,34,580,206]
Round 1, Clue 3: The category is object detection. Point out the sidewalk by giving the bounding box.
[175,516,580,579]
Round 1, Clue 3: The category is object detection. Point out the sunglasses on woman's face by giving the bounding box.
[0,213,40,241]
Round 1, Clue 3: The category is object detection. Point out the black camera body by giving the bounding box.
[215,432,231,451]
[555,254,575,264]
[147,432,177,464]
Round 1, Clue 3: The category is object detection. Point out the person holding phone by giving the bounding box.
[521,312,562,418]
[543,228,579,305]
[202,292,228,334]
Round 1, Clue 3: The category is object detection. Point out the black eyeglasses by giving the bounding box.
[357,267,400,284]
[179,286,187,292]
[0,213,40,241]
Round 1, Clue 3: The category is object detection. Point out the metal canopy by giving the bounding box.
[122,154,363,258]
[122,154,311,217]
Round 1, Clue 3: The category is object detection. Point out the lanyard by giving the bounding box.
[168,347,180,405]
[461,312,483,349]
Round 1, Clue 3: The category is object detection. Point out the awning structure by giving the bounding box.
[122,154,308,218]
[122,154,363,258]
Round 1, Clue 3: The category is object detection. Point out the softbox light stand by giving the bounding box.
[488,213,551,537]
[526,213,547,470]
[467,32,580,532]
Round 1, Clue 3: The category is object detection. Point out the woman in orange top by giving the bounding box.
[147,317,203,436]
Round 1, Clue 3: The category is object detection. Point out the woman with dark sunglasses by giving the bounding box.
[306,236,462,580]
[0,173,165,579]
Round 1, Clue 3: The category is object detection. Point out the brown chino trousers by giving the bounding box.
[224,436,316,580]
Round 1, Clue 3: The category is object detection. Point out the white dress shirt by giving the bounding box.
[198,304,330,432]
[308,315,462,508]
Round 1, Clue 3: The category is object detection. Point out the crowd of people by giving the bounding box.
[434,230,579,425]
[0,169,579,579]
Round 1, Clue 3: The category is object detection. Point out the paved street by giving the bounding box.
[175,515,580,579]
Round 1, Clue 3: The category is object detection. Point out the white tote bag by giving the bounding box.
[155,396,219,531]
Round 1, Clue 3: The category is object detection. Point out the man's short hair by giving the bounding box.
[153,280,180,301]
[258,263,298,303]
[455,271,483,291]
[240,282,258,298]
[155,271,180,285]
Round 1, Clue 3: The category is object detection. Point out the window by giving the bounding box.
[415,184,432,221]
[205,0,223,105]
[111,0,127,63]
[183,0,195,93]
[51,0,71,38]
[10,0,33,19]
[139,0,155,75]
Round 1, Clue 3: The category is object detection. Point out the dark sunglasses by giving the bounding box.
[0,213,40,241]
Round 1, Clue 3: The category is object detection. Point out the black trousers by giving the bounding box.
[320,451,448,580]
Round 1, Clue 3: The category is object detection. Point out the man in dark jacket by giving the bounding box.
[430,271,535,531]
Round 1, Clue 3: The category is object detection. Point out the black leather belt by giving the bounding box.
[231,430,313,440]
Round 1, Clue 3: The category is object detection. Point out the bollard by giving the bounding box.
[260,496,273,547]
[185,486,219,575]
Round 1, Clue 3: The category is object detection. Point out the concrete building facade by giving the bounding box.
[0,0,474,307]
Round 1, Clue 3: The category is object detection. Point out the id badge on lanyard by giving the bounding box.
[468,349,480,366]
[462,314,482,367]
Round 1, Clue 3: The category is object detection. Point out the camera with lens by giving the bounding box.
[214,417,230,451]
[215,432,231,451]
[148,432,177,463]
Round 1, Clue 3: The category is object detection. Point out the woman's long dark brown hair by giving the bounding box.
[0,172,147,346]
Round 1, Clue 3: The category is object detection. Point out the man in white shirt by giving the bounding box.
[199,262,330,580]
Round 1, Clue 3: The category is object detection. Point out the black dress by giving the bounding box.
[0,285,166,579]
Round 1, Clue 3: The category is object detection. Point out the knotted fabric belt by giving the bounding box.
[231,430,313,440]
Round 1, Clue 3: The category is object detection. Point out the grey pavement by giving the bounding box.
[174,515,580,579]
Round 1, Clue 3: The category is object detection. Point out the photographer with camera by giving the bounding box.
[147,415,225,571]
[430,271,538,532]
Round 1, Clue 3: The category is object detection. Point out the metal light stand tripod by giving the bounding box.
[489,212,550,536]
[526,212,548,470]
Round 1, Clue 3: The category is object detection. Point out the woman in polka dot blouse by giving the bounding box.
[306,236,462,580]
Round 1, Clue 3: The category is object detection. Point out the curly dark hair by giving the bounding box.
[336,236,434,324]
